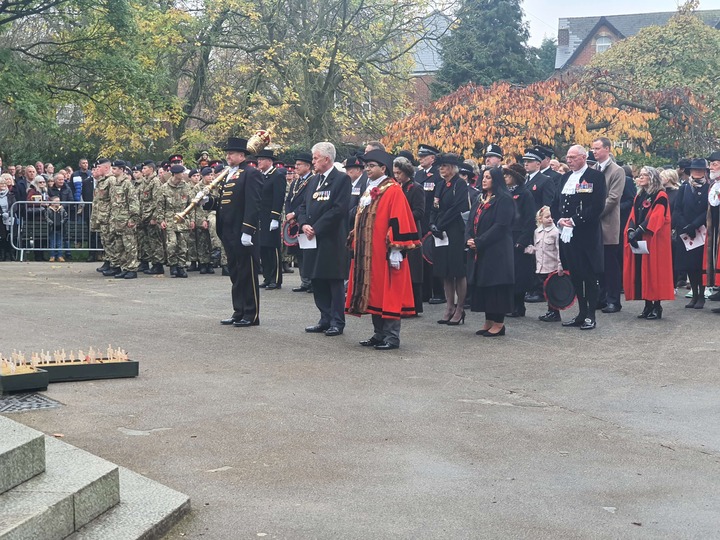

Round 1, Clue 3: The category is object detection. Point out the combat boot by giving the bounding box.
[123,271,138,279]
[145,263,164,275]
[188,261,199,271]
[103,266,121,276]
[206,264,215,274]
[114,270,128,279]
[96,261,110,273]
[169,265,178,277]
[199,263,208,274]
[138,261,150,272]
[175,266,188,278]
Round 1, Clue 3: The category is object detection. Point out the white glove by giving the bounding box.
[560,226,574,244]
[200,195,210,205]
[389,249,403,269]
[241,233,253,247]
[270,219,279,231]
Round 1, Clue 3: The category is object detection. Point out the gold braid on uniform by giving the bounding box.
[347,178,393,315]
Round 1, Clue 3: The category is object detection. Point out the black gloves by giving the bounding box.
[682,225,696,238]
[430,224,443,239]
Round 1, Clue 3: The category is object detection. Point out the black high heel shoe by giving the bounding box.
[483,326,505,337]
[446,311,465,326]
[437,305,456,324]
[638,302,653,319]
[646,304,663,320]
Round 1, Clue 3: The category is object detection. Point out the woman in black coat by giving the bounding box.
[672,159,710,308]
[503,163,536,317]
[430,153,470,325]
[394,157,425,315]
[465,167,515,337]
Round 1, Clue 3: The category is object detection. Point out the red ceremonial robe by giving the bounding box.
[623,190,675,301]
[346,178,420,319]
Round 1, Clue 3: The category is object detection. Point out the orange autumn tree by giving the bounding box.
[383,75,665,158]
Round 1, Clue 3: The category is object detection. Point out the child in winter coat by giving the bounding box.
[47,196,68,262]
[526,206,563,322]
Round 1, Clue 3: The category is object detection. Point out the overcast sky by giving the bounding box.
[523,0,713,46]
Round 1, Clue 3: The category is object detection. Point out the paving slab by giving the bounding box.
[0,415,45,495]
[2,262,720,539]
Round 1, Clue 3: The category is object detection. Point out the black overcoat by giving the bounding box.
[525,171,555,210]
[297,168,351,280]
[209,164,262,247]
[465,191,515,287]
[402,180,425,284]
[259,167,286,248]
[552,167,607,275]
[415,164,442,234]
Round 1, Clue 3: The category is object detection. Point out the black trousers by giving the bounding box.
[570,271,599,322]
[260,246,282,286]
[599,244,622,306]
[225,242,260,323]
[312,278,345,329]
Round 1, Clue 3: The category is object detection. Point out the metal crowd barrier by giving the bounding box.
[9,201,101,261]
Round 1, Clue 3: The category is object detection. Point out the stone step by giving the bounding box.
[68,467,190,540]
[0,416,45,496]
[0,436,120,540]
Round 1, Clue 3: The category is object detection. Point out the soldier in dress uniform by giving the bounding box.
[205,136,263,327]
[552,145,607,330]
[140,160,165,275]
[415,143,445,304]
[157,164,192,277]
[255,149,286,289]
[285,152,314,292]
[108,160,141,279]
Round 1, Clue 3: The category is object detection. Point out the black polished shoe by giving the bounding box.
[374,342,399,350]
[638,304,653,319]
[359,337,383,347]
[708,290,720,301]
[324,326,343,336]
[505,310,525,318]
[694,298,705,309]
[259,282,269,288]
[483,326,506,337]
[220,317,240,325]
[646,306,663,320]
[562,316,585,327]
[579,318,596,330]
[596,302,608,311]
[524,292,544,303]
[265,282,280,290]
[233,318,259,327]
[293,286,311,292]
[103,266,121,276]
[114,271,128,279]
[685,298,698,308]
[538,311,561,322]
[96,261,111,273]
[601,303,621,313]
[123,271,138,279]
[305,324,329,333]
[428,297,446,305]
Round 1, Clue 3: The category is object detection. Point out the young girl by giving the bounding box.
[526,206,563,321]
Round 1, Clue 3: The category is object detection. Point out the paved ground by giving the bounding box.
[2,261,719,539]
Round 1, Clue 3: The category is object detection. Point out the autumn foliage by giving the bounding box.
[382,74,684,158]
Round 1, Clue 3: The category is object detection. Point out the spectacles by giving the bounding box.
[638,173,650,177]
[364,163,380,168]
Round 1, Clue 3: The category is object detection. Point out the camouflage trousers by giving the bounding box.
[136,223,150,263]
[165,229,188,267]
[112,226,139,271]
[195,226,212,264]
[187,227,198,262]
[207,212,227,265]
[100,224,120,265]
[144,223,165,265]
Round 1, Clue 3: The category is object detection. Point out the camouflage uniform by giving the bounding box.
[141,173,165,266]
[157,179,191,268]
[89,174,116,264]
[207,183,227,267]
[133,175,149,264]
[192,183,212,268]
[109,174,141,272]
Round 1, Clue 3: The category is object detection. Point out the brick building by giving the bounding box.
[555,10,720,70]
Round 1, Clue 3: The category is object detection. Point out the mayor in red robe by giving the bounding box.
[623,166,675,320]
[346,150,420,350]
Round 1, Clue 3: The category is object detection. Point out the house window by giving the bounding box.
[596,36,612,54]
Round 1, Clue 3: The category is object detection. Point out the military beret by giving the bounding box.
[112,160,126,168]
[168,154,183,163]
[189,169,199,177]
[200,167,213,176]
[170,164,185,174]
[142,160,155,167]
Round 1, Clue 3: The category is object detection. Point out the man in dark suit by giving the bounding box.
[256,149,286,289]
[415,143,445,304]
[285,152,313,292]
[208,137,263,328]
[522,147,555,210]
[537,145,563,188]
[298,142,351,337]
[553,144,607,330]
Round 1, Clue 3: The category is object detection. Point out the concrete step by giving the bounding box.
[0,436,120,540]
[0,416,45,496]
[69,467,190,540]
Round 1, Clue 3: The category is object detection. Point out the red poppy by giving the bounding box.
[642,199,651,208]
[446,181,452,188]
[370,187,380,201]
